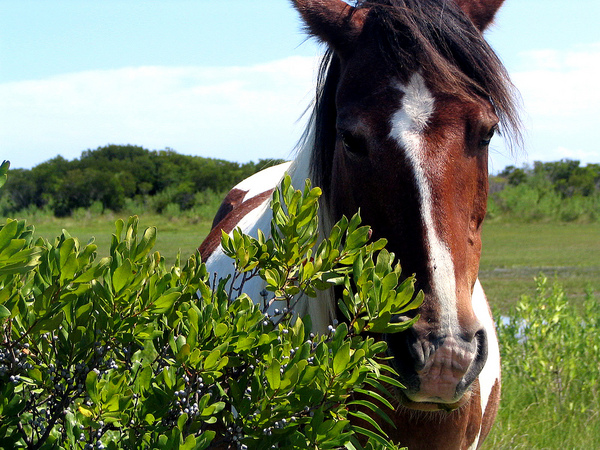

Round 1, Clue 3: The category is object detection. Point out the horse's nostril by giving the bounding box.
[459,328,488,391]
[461,323,486,345]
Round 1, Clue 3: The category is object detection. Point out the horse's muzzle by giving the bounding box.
[386,323,488,410]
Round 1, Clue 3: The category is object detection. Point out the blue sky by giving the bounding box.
[1,0,599,173]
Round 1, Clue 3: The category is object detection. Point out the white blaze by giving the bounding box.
[389,73,458,329]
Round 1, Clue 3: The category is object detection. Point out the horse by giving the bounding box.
[199,0,521,448]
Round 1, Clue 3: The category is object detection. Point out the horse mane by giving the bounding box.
[302,0,522,197]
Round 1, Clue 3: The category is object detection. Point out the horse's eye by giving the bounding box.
[340,131,367,157]
[480,126,498,147]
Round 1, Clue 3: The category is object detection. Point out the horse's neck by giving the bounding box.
[288,132,314,190]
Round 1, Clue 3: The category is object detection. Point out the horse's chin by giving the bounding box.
[399,389,472,412]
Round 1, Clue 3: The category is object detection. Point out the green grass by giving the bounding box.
[18,213,211,267]
[479,222,600,313]
[482,277,600,449]
[6,213,598,310]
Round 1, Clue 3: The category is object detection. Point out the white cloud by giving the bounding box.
[2,44,598,172]
[501,43,600,167]
[0,56,321,169]
[513,44,600,132]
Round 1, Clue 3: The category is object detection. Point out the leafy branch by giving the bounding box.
[0,169,419,449]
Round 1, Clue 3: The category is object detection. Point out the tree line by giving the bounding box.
[489,159,600,222]
[1,146,599,222]
[0,145,285,217]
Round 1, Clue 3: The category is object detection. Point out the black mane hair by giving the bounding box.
[305,0,522,196]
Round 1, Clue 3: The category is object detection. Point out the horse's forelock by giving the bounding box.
[359,0,522,149]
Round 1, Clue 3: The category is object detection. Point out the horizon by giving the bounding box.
[3,142,598,178]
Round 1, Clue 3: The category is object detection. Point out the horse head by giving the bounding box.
[291,0,520,412]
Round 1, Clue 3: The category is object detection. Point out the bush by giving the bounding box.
[489,160,600,223]
[0,171,419,449]
[488,275,600,448]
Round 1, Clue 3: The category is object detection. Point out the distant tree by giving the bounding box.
[0,144,289,218]
[1,169,37,211]
[499,165,528,186]
[53,168,125,216]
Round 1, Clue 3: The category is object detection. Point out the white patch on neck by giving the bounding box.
[289,129,336,333]
[234,162,292,202]
[389,73,458,329]
[472,279,501,420]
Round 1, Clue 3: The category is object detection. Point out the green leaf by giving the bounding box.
[353,388,396,413]
[203,349,221,371]
[113,259,133,293]
[196,431,216,450]
[266,360,281,390]
[31,311,65,334]
[86,370,99,404]
[138,366,153,393]
[177,413,189,431]
[114,219,125,242]
[348,399,395,429]
[150,291,180,314]
[176,344,191,362]
[375,374,405,390]
[395,290,424,315]
[59,237,76,269]
[72,266,98,283]
[0,247,43,275]
[0,238,26,259]
[0,219,18,253]
[134,226,157,261]
[60,252,79,282]
[0,160,9,188]
[0,305,10,319]
[214,323,228,338]
[351,425,391,447]
[333,342,351,375]
[180,434,197,450]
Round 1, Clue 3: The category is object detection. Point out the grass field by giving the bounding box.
[480,222,600,313]
[19,214,599,313]
[21,213,211,267]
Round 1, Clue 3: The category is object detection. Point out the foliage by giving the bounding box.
[0,145,285,217]
[486,275,600,448]
[0,162,9,190]
[0,173,418,449]
[488,159,600,222]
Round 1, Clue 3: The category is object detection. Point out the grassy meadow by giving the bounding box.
[23,212,211,266]
[3,209,600,449]
[20,213,599,312]
[480,222,600,313]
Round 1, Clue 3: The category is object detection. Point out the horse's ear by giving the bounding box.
[291,0,367,52]
[453,0,505,31]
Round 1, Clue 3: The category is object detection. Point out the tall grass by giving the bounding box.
[485,276,600,448]
[0,200,218,267]
[487,184,600,223]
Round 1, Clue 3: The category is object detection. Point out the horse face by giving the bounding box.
[292,0,508,410]
[332,52,497,408]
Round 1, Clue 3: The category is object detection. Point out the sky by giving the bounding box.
[1,0,599,174]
